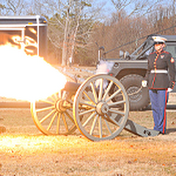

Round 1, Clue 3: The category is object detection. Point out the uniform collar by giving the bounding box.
[156,49,164,54]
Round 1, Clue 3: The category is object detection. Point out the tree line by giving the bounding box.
[0,0,176,66]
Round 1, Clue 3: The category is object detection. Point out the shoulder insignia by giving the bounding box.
[171,57,175,63]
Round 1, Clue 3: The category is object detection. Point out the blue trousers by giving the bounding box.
[149,89,168,134]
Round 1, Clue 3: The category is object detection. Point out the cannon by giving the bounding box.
[29,74,159,141]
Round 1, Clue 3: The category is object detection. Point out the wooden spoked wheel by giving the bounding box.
[73,74,129,141]
[31,90,77,135]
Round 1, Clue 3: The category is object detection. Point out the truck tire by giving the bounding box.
[120,74,150,111]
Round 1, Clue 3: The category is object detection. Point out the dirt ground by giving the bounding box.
[0,95,175,176]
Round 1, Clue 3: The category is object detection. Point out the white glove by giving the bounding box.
[142,80,147,87]
[168,88,173,92]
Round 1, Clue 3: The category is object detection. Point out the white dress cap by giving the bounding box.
[152,36,167,43]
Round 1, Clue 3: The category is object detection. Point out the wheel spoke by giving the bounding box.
[64,110,75,123]
[99,116,102,138]
[56,113,61,134]
[114,114,124,124]
[103,118,112,135]
[79,108,95,116]
[36,105,55,113]
[83,91,96,105]
[106,88,122,102]
[102,80,114,101]
[79,101,96,108]
[108,100,126,107]
[109,115,121,126]
[98,78,103,101]
[90,82,98,103]
[82,112,97,127]
[108,109,125,115]
[53,93,58,100]
[58,91,62,98]
[107,113,125,126]
[62,113,69,132]
[90,115,98,135]
[38,99,55,105]
[61,91,67,99]
[39,109,56,123]
[48,95,57,102]
[47,112,58,131]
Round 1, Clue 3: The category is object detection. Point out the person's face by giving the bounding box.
[154,43,165,52]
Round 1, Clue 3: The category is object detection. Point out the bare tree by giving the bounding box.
[33,0,103,65]
[111,0,165,19]
[0,0,28,15]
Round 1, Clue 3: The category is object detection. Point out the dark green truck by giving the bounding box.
[99,34,176,110]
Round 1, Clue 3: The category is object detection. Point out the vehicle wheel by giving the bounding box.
[120,74,149,111]
[73,74,129,141]
[31,90,77,135]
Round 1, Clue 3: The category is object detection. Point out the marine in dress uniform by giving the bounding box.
[142,36,175,134]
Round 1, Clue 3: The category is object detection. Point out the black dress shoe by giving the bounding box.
[159,131,166,135]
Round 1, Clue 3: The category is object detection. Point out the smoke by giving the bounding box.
[0,45,67,102]
[95,60,114,89]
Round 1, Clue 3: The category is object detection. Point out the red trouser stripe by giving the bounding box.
[163,90,168,133]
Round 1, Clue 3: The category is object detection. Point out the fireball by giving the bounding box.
[0,44,67,102]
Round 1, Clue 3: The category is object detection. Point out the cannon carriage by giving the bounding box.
[30,74,159,141]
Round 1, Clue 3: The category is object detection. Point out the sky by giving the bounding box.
[95,0,172,18]
[92,0,116,21]
[99,0,115,15]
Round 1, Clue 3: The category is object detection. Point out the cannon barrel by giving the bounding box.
[0,81,81,109]
[62,81,81,93]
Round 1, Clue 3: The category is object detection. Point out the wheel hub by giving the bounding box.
[96,102,109,115]
[55,99,67,112]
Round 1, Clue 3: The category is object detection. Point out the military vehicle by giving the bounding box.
[98,34,176,110]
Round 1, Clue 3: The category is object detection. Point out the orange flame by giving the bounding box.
[0,44,67,102]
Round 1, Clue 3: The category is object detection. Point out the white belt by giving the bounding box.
[151,70,168,73]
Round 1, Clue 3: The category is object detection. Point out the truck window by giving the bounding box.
[145,47,154,55]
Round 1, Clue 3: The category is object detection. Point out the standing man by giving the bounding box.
[142,36,175,134]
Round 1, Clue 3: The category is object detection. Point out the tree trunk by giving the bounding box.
[70,6,81,64]
[61,1,71,66]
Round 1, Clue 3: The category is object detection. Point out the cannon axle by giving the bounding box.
[96,101,109,115]
[55,99,72,112]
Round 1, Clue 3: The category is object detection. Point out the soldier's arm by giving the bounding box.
[167,54,175,89]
